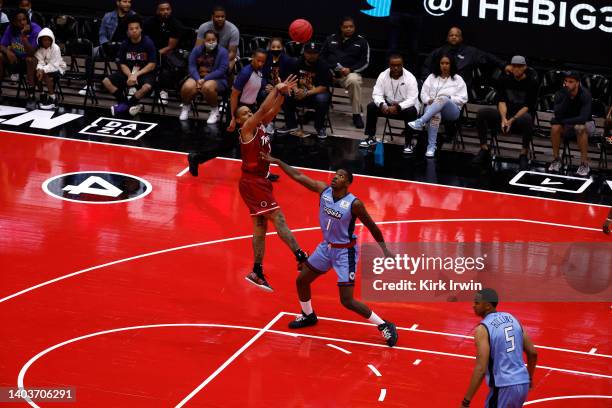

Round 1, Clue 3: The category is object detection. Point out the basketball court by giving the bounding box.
[1,129,610,407]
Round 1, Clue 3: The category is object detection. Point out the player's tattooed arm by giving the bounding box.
[352,200,392,257]
[260,152,327,193]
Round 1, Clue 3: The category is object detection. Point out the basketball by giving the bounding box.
[289,19,313,43]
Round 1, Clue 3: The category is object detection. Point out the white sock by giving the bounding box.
[368,311,385,326]
[300,300,313,315]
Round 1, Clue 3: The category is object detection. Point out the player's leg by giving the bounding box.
[265,209,308,264]
[245,215,273,291]
[334,247,398,347]
[288,243,330,329]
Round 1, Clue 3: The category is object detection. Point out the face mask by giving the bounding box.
[270,50,281,57]
[205,42,217,51]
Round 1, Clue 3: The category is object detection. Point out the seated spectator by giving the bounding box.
[280,42,332,139]
[321,16,369,129]
[18,0,44,28]
[102,15,156,117]
[178,30,228,123]
[473,56,538,169]
[409,54,467,158]
[360,54,419,153]
[421,26,510,88]
[144,0,183,105]
[0,9,40,103]
[260,37,296,132]
[196,5,239,73]
[547,71,595,177]
[35,27,66,110]
[227,48,267,131]
[80,0,135,96]
[0,0,8,26]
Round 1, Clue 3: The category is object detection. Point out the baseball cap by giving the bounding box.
[563,70,581,80]
[510,55,526,65]
[303,42,320,53]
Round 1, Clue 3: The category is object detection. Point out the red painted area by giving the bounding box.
[0,131,610,407]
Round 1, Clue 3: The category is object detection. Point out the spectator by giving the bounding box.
[102,15,156,117]
[321,16,369,129]
[17,0,44,28]
[261,37,297,132]
[196,5,239,73]
[0,0,8,26]
[359,54,419,154]
[0,9,40,104]
[280,42,332,139]
[227,48,267,131]
[34,27,66,110]
[421,27,510,88]
[144,0,183,105]
[547,71,595,177]
[409,54,468,158]
[178,30,228,123]
[473,56,538,169]
[79,0,136,96]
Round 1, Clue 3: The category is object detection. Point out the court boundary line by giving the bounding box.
[16,319,611,408]
[1,128,609,209]
[523,395,612,405]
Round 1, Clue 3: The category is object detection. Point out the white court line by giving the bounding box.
[174,312,284,408]
[2,128,610,209]
[1,218,604,305]
[413,359,422,366]
[313,316,612,359]
[16,320,612,408]
[326,344,352,354]
[410,324,419,330]
[524,395,612,405]
[378,389,387,402]
[368,364,382,377]
[589,348,597,354]
[176,166,190,177]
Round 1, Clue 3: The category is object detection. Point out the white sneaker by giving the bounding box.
[207,107,220,124]
[9,74,19,82]
[408,119,424,131]
[403,145,414,154]
[78,84,95,96]
[160,90,168,105]
[128,87,137,97]
[179,104,190,121]
[128,104,144,116]
[425,146,436,158]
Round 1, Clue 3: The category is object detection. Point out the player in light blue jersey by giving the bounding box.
[261,152,398,347]
[461,288,538,408]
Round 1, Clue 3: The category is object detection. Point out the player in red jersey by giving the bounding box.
[234,74,308,291]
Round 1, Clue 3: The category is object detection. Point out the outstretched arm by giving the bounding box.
[461,325,490,407]
[352,199,392,257]
[260,152,327,193]
[523,329,538,388]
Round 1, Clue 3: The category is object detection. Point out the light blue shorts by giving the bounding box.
[305,242,358,286]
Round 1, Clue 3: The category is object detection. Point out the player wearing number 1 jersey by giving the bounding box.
[261,152,398,347]
[461,288,538,408]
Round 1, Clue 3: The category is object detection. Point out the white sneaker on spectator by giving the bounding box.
[179,104,190,121]
[207,107,220,124]
[359,137,377,148]
[128,104,144,116]
[408,119,424,131]
[547,159,561,172]
[160,90,168,105]
[265,123,275,134]
[9,74,19,82]
[425,146,436,158]
[128,87,137,97]
[402,145,414,154]
[78,84,96,96]
[576,163,590,177]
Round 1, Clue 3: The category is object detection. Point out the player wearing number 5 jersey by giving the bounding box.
[461,288,538,408]
[260,152,398,347]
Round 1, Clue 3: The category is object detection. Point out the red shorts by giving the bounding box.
[238,173,280,216]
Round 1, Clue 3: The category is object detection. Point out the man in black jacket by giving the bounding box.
[321,17,369,129]
[421,26,510,88]
[547,71,595,177]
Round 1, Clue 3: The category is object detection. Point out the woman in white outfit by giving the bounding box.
[409,54,468,157]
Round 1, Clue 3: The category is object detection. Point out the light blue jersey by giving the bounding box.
[481,312,530,388]
[319,187,357,244]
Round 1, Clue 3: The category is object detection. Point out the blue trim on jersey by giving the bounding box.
[348,246,356,273]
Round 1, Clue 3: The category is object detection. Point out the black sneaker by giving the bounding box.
[187,152,199,177]
[288,311,318,329]
[378,320,398,347]
[353,114,364,129]
[276,126,299,134]
[359,137,377,148]
[39,95,57,110]
[472,148,491,165]
[245,270,273,292]
[267,173,280,182]
[518,154,529,170]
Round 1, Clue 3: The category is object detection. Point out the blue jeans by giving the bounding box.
[420,99,461,149]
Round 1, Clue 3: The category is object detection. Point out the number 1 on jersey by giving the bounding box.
[326,219,332,230]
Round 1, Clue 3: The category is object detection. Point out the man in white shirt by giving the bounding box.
[360,55,419,154]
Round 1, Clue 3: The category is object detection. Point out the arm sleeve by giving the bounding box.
[399,74,419,110]
[204,48,229,81]
[233,67,250,92]
[350,37,369,73]
[317,63,333,88]
[229,25,240,47]
[451,76,468,107]
[420,76,431,103]
[561,92,592,125]
[553,90,569,122]
[99,13,110,45]
[146,39,157,63]
[0,29,9,47]
[372,73,386,106]
[188,47,201,80]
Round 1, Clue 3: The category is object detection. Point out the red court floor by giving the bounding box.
[0,130,610,407]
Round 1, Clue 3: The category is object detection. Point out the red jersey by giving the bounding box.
[240,124,271,177]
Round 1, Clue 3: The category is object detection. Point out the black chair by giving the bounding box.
[64,38,98,105]
[49,14,78,51]
[77,16,101,46]
[284,41,303,58]
[30,11,45,28]
[540,69,565,95]
[233,56,251,75]
[582,74,611,105]
[247,36,270,55]
[102,41,122,76]
[177,27,197,50]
